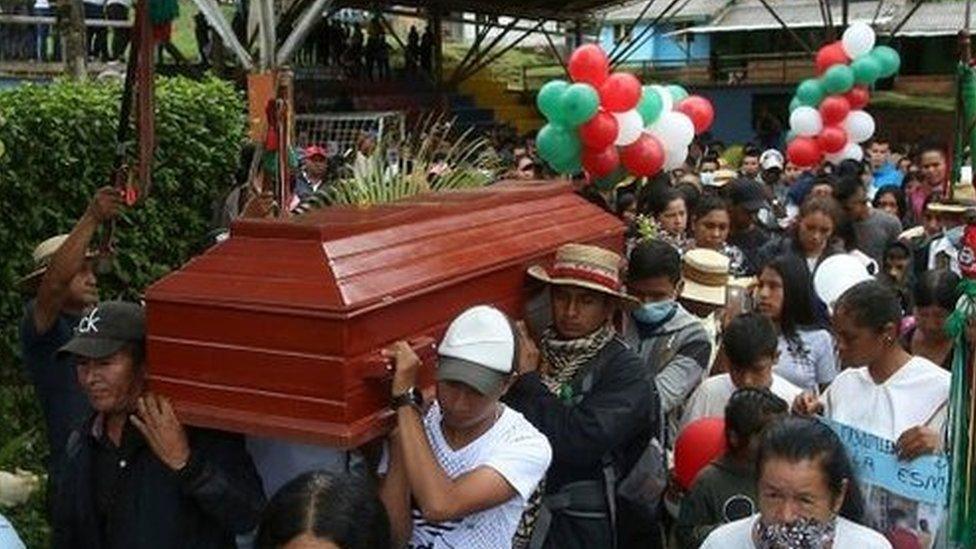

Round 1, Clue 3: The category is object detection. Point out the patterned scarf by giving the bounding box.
[512,323,615,548]
[539,324,615,397]
[753,516,838,548]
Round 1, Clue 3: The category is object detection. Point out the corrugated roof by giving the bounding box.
[600,0,731,23]
[679,0,900,33]
[893,1,971,37]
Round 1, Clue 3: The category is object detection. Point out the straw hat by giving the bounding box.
[680,248,731,306]
[17,234,97,293]
[528,244,640,308]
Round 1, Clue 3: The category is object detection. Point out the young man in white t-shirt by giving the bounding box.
[681,312,802,429]
[379,306,552,549]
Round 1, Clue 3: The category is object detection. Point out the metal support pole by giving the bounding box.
[276,0,333,65]
[542,24,568,75]
[889,0,924,37]
[449,17,519,85]
[756,0,813,54]
[189,0,254,69]
[610,0,682,67]
[257,0,276,69]
[608,0,657,59]
[450,18,495,83]
[842,0,849,28]
[457,20,544,84]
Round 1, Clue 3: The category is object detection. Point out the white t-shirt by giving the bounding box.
[679,373,802,429]
[773,329,838,391]
[822,356,951,439]
[0,513,25,549]
[700,514,892,548]
[407,402,552,549]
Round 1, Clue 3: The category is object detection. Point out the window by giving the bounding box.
[613,24,631,43]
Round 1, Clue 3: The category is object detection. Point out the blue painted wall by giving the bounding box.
[599,22,711,64]
[691,85,794,145]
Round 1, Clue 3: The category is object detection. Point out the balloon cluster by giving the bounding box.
[786,22,901,168]
[535,44,714,186]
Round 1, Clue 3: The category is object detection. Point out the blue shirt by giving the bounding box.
[872,163,904,190]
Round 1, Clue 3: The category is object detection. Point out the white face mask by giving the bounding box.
[701,172,716,187]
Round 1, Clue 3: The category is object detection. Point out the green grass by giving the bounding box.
[442,42,555,88]
[170,0,236,63]
[871,90,956,112]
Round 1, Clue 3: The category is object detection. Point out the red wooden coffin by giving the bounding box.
[145,181,624,449]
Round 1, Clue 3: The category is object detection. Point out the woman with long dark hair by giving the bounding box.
[690,195,748,276]
[901,269,961,369]
[700,416,889,548]
[754,255,838,392]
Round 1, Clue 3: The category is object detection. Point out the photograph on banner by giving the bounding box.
[821,418,947,549]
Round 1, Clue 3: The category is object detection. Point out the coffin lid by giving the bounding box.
[146,181,621,317]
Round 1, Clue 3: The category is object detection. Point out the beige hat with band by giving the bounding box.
[680,248,731,306]
[528,243,640,309]
[17,234,98,293]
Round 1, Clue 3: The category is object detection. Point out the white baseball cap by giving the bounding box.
[437,306,515,395]
[760,149,785,171]
[814,254,874,313]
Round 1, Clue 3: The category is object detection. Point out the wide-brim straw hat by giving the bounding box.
[528,243,640,309]
[17,234,98,293]
[680,248,731,306]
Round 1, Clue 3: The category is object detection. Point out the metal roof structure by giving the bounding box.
[674,0,901,34]
[599,0,731,24]
[894,1,971,36]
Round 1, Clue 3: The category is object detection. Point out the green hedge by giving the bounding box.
[0,75,246,546]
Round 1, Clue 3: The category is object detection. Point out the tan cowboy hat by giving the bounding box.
[528,243,640,308]
[17,234,97,293]
[680,248,731,306]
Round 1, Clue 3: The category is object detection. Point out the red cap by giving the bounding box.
[305,145,328,159]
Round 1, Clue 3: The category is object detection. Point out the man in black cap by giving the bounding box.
[53,301,265,549]
[727,178,773,275]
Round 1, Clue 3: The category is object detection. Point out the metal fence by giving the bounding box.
[294,110,406,157]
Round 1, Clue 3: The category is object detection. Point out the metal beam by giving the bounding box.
[257,0,277,69]
[756,0,813,54]
[542,24,568,75]
[611,0,683,67]
[889,0,924,37]
[457,20,545,84]
[449,17,521,85]
[276,0,332,65]
[377,6,571,35]
[871,0,886,26]
[608,0,658,59]
[451,18,494,83]
[189,0,254,70]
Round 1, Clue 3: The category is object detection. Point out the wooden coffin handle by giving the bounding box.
[362,336,438,380]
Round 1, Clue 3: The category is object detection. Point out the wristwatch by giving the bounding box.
[391,387,423,411]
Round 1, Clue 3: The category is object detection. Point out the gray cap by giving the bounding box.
[436,356,509,396]
[58,301,146,360]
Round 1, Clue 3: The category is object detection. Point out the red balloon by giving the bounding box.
[599,73,642,112]
[845,86,871,110]
[621,134,665,177]
[569,44,610,87]
[815,41,850,75]
[817,125,848,154]
[676,95,715,134]
[674,418,727,490]
[579,110,619,150]
[582,146,620,178]
[819,95,851,126]
[787,136,823,167]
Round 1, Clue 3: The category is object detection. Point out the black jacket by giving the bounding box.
[53,415,266,549]
[504,337,654,492]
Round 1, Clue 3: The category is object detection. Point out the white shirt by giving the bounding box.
[928,235,961,276]
[0,514,24,549]
[822,356,951,439]
[246,437,361,497]
[700,514,892,548]
[773,330,838,391]
[680,373,803,429]
[407,402,552,549]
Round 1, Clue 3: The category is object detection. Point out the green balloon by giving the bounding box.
[871,45,901,78]
[789,97,802,112]
[537,123,581,167]
[851,55,881,85]
[559,83,600,127]
[823,64,855,94]
[796,79,826,107]
[637,85,664,125]
[550,154,582,175]
[537,79,569,122]
[668,84,689,103]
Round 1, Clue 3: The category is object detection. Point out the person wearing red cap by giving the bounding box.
[291,145,330,210]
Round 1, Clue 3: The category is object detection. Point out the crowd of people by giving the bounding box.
[6,127,971,549]
[0,0,131,63]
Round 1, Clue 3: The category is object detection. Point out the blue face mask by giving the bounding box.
[633,300,676,325]
[947,225,965,248]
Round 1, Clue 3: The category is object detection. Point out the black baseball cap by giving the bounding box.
[729,178,769,212]
[58,301,146,360]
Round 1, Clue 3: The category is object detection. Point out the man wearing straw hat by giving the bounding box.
[505,243,658,549]
[18,186,121,482]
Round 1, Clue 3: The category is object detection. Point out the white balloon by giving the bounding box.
[613,110,644,146]
[843,110,875,143]
[841,142,864,161]
[649,84,674,114]
[648,111,696,148]
[842,22,876,59]
[789,106,823,137]
[664,144,688,171]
